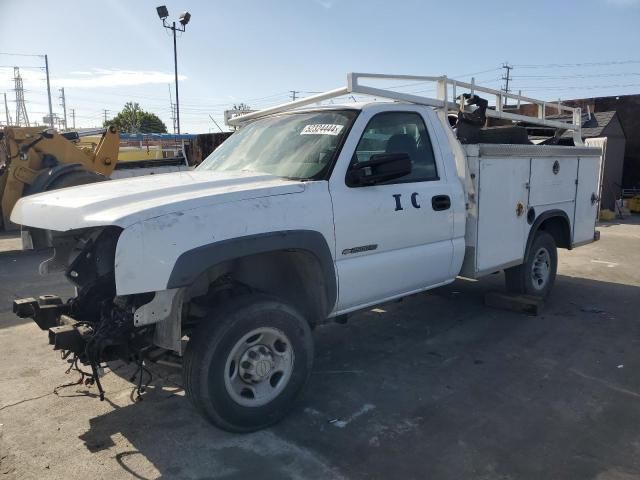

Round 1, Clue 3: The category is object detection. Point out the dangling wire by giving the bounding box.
[129,356,153,401]
[54,352,103,399]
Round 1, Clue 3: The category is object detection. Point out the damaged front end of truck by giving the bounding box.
[13,227,157,399]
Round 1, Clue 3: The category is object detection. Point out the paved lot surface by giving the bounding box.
[1,219,640,480]
[0,233,21,255]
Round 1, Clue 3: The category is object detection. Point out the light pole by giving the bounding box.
[156,6,191,135]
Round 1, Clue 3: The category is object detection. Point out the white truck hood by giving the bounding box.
[11,170,305,231]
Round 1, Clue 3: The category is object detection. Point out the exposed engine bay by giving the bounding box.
[13,227,156,400]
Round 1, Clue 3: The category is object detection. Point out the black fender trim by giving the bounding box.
[525,209,572,256]
[166,230,337,309]
[25,163,85,195]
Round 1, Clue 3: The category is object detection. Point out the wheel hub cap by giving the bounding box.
[531,247,551,290]
[239,345,274,383]
[224,327,295,408]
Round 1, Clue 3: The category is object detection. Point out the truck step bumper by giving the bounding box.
[13,296,93,355]
[13,295,70,330]
[48,316,93,353]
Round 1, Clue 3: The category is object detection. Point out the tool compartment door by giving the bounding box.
[573,148,604,245]
[476,157,530,273]
[529,157,578,207]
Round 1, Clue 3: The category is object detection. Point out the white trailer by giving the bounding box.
[11,73,602,432]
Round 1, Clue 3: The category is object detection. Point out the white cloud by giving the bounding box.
[0,67,186,91]
[313,0,334,8]
[53,69,187,88]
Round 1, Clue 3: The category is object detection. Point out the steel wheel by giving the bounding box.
[531,247,551,291]
[224,327,295,407]
[505,231,557,298]
[184,293,313,432]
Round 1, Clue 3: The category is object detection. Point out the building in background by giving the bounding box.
[563,95,639,200]
[505,94,638,210]
[562,111,626,210]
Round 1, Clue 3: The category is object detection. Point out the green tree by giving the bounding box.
[104,102,168,133]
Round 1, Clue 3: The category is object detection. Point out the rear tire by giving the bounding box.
[505,231,557,298]
[183,293,314,432]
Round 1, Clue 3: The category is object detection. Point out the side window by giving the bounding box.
[351,111,438,184]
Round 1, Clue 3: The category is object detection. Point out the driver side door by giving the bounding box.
[329,107,455,313]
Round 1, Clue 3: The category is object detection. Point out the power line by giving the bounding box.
[0,52,44,58]
[517,82,640,91]
[208,114,224,133]
[452,66,503,78]
[514,60,640,69]
[0,65,45,70]
[512,72,640,80]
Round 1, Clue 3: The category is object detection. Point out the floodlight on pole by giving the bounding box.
[156,6,191,135]
[179,11,191,26]
[156,5,169,19]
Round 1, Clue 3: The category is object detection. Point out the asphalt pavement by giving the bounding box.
[1,219,639,480]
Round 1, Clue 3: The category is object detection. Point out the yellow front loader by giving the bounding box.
[0,126,119,230]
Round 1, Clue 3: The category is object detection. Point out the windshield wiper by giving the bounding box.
[281,176,307,181]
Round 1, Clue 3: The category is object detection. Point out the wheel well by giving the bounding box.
[184,250,331,328]
[534,214,571,250]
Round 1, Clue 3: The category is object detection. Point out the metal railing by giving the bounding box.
[227,72,583,144]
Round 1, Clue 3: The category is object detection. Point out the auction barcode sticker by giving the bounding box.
[300,124,344,136]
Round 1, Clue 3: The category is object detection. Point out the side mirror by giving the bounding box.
[347,153,412,186]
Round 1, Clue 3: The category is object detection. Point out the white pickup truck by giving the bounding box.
[11,73,602,432]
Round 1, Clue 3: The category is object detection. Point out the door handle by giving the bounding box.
[432,195,451,211]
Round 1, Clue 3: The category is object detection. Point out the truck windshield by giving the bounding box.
[198,110,358,180]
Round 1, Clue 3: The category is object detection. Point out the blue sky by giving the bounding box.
[1,0,639,132]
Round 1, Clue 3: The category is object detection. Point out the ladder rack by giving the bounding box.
[227,72,583,144]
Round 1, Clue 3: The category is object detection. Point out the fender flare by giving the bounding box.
[525,209,572,256]
[166,230,337,309]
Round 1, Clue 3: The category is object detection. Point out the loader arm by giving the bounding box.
[0,126,119,230]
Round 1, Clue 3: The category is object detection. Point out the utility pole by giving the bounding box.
[501,62,513,106]
[13,67,30,127]
[44,54,54,128]
[103,109,109,124]
[3,93,11,126]
[290,90,300,101]
[170,103,177,134]
[59,87,67,130]
[70,108,76,129]
[168,84,177,134]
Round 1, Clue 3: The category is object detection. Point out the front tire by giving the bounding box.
[505,231,557,298]
[183,293,314,432]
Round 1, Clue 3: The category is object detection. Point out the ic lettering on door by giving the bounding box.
[392,194,403,211]
[411,193,421,209]
[393,193,421,211]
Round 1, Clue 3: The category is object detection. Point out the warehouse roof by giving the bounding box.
[545,111,619,138]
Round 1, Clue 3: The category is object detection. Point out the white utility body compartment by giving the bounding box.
[460,144,602,278]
